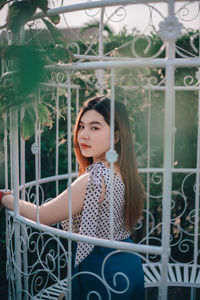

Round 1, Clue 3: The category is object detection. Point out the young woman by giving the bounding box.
[0,96,145,299]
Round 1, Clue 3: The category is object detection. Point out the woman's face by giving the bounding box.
[77,109,110,162]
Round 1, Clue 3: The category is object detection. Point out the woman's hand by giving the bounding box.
[0,190,12,212]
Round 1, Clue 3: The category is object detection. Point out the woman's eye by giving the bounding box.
[91,127,99,130]
[79,125,84,129]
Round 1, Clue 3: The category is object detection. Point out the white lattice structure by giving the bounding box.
[1,1,200,300]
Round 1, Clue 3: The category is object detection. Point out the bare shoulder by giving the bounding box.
[71,170,105,204]
[71,172,89,188]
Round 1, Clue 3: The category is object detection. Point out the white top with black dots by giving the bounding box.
[61,161,131,266]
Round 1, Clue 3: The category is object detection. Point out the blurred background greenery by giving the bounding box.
[0,1,200,298]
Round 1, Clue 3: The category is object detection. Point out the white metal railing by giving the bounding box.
[1,1,200,300]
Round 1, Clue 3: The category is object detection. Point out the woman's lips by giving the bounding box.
[80,143,91,149]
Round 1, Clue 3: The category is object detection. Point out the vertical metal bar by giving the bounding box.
[20,108,25,199]
[99,8,104,60]
[67,72,72,299]
[159,59,174,300]
[56,87,59,196]
[11,108,22,300]
[172,95,176,168]
[10,110,13,190]
[146,88,151,256]
[20,107,29,299]
[11,109,20,215]
[109,68,115,240]
[67,75,72,232]
[158,44,175,300]
[55,86,61,280]
[75,88,79,173]
[190,75,200,300]
[34,100,40,223]
[190,12,200,299]
[158,2,175,299]
[19,23,25,198]
[98,8,105,95]
[3,113,8,189]
[38,89,41,179]
[4,114,11,296]
[5,210,11,299]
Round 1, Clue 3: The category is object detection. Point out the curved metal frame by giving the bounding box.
[1,1,200,300]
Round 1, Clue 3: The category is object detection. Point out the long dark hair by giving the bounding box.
[74,96,145,229]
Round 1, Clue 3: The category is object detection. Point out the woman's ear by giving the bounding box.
[114,131,120,144]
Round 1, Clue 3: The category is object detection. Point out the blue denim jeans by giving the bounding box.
[71,237,144,300]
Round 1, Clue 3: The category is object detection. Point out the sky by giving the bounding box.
[0,1,199,33]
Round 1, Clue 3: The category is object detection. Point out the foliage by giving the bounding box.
[80,19,114,36]
[0,0,57,33]
[0,0,72,140]
[0,4,200,297]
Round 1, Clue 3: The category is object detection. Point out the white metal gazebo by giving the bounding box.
[1,1,200,299]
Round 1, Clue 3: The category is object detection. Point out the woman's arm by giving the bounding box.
[1,172,92,226]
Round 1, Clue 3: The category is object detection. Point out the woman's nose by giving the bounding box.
[81,128,89,139]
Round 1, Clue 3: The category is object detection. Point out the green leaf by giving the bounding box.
[4,45,45,94]
[37,103,52,128]
[36,0,48,12]
[6,1,37,33]
[21,108,36,141]
[42,18,66,46]
[48,14,61,25]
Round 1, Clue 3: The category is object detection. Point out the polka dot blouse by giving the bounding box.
[61,161,131,266]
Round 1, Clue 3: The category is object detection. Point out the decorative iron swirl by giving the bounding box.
[171,191,187,221]
[72,271,111,299]
[85,2,100,18]
[143,76,158,86]
[101,250,130,294]
[178,2,200,23]
[31,270,50,294]
[105,6,127,23]
[183,74,198,87]
[6,214,70,297]
[178,238,193,254]
[188,208,200,225]
[181,173,195,198]
[134,209,155,233]
[145,173,163,199]
[67,42,80,56]
[131,35,166,59]
[193,181,200,194]
[151,172,163,185]
[143,75,165,87]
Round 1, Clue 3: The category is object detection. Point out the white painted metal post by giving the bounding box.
[191,72,200,300]
[75,88,79,173]
[56,87,60,197]
[158,57,174,300]
[34,103,40,224]
[67,72,72,300]
[20,107,29,300]
[108,68,115,240]
[3,113,8,190]
[146,88,152,248]
[11,108,22,300]
[98,8,105,95]
[159,2,175,299]
[9,110,13,190]
[159,7,177,300]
